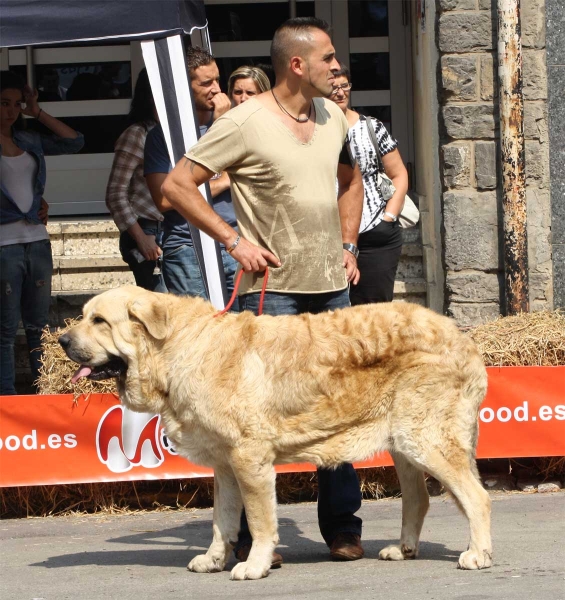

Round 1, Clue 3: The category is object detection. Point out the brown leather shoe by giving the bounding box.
[329,533,365,561]
[235,544,283,569]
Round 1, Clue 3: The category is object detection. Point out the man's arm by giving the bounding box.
[162,158,280,272]
[146,172,175,212]
[337,161,363,285]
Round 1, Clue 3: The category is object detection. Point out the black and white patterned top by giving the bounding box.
[348,116,398,233]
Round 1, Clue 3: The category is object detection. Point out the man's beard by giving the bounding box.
[306,63,332,98]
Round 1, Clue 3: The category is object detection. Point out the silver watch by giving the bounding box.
[342,243,359,259]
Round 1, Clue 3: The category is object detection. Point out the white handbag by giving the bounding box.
[363,116,419,229]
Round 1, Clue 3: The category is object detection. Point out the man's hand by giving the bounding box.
[229,236,281,273]
[211,93,231,121]
[342,249,360,285]
[38,198,49,224]
[136,233,162,261]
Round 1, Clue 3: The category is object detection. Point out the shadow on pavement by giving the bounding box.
[29,516,460,570]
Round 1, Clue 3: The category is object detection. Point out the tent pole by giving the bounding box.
[25,46,35,89]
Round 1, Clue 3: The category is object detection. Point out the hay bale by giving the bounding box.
[37,318,118,397]
[467,310,565,367]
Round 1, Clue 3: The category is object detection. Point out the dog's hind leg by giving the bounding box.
[188,464,242,574]
[422,450,492,570]
[229,453,278,581]
[379,451,429,561]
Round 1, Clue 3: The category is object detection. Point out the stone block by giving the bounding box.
[524,101,549,141]
[443,190,500,270]
[440,0,476,9]
[441,55,477,101]
[396,256,424,280]
[475,141,497,189]
[446,272,501,303]
[63,233,121,256]
[525,140,550,189]
[442,143,471,188]
[439,13,494,53]
[538,481,562,493]
[443,104,496,139]
[60,269,134,292]
[553,244,565,309]
[53,293,99,325]
[478,0,492,9]
[523,50,548,101]
[483,474,516,491]
[60,220,119,234]
[480,53,496,101]
[522,0,546,49]
[448,302,501,326]
[50,235,64,257]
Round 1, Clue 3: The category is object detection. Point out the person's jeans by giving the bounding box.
[236,288,362,550]
[0,239,53,395]
[163,243,239,311]
[119,221,167,293]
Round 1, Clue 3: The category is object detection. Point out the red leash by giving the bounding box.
[214,267,269,317]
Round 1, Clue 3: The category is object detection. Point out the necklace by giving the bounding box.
[271,90,312,123]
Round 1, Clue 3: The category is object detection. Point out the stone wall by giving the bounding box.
[438,0,552,326]
[546,0,565,308]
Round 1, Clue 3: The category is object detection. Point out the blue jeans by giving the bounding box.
[0,239,53,395]
[119,221,167,293]
[236,288,362,549]
[163,243,239,311]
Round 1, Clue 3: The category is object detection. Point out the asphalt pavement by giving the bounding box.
[1,491,564,600]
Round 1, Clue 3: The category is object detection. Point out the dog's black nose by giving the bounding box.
[59,333,71,349]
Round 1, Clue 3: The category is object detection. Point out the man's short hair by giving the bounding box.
[270,17,331,77]
[186,46,215,77]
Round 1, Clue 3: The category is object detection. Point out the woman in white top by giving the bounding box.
[0,70,83,394]
[330,63,408,305]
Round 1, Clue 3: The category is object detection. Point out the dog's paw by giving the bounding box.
[187,553,225,573]
[379,544,416,561]
[230,561,270,580]
[458,549,493,570]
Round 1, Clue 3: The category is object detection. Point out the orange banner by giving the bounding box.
[1,366,563,488]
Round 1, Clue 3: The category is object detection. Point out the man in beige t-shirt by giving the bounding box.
[163,17,365,573]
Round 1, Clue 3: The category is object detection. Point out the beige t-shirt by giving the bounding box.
[185,97,350,295]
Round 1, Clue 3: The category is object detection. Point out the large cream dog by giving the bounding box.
[59,285,492,580]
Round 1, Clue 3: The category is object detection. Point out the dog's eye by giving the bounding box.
[93,316,106,325]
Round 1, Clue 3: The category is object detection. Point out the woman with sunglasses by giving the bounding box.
[330,63,408,305]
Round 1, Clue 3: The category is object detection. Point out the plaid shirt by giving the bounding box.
[106,123,163,232]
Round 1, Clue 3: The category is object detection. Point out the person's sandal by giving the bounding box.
[235,544,283,569]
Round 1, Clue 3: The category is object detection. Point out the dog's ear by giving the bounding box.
[128,296,169,340]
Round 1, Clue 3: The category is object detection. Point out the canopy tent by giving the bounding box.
[1,0,227,309]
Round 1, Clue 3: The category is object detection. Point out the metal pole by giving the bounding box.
[289,0,297,19]
[25,46,35,89]
[497,0,529,314]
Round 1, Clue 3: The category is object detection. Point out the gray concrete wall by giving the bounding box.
[437,0,553,326]
[546,0,565,308]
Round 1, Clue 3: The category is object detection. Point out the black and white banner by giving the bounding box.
[141,35,228,309]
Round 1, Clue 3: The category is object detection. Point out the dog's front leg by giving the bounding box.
[188,465,242,574]
[229,454,278,581]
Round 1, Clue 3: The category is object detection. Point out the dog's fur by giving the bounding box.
[60,285,492,580]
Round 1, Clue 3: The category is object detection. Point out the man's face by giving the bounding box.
[303,30,340,97]
[190,62,221,111]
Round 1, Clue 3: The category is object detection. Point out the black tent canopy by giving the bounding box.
[1,0,228,308]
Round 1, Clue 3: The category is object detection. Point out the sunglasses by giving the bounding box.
[330,82,353,96]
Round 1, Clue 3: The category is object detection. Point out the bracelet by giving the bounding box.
[384,211,398,222]
[342,243,359,259]
[226,234,241,254]
[36,108,43,121]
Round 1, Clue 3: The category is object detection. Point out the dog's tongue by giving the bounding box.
[71,366,92,384]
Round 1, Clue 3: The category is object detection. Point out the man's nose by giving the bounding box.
[211,81,221,94]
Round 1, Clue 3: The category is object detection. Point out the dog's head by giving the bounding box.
[59,286,170,409]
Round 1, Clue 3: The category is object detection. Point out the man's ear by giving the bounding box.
[128,296,169,340]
